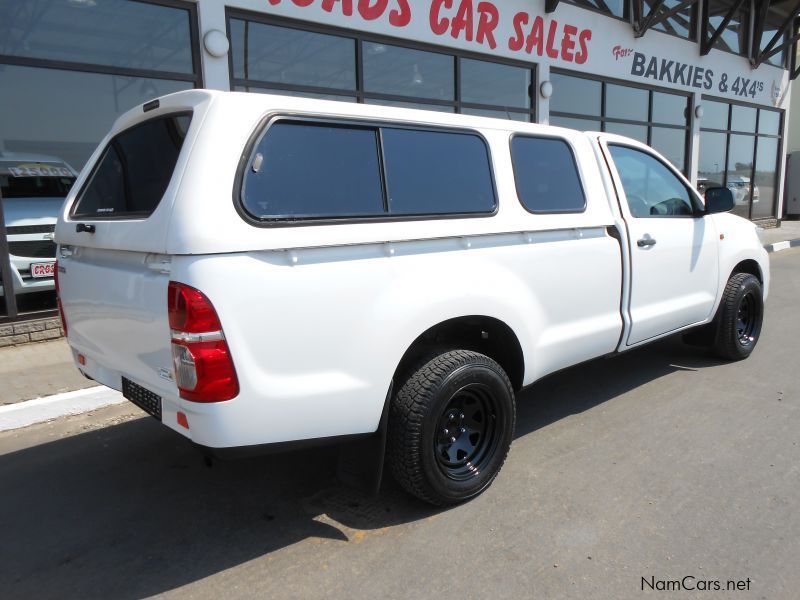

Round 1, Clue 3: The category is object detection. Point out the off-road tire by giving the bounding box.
[713,272,764,360]
[388,350,515,506]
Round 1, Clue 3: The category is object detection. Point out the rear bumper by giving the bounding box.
[67,342,377,451]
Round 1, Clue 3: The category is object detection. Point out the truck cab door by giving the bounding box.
[603,142,719,346]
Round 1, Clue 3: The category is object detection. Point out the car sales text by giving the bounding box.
[266,0,592,63]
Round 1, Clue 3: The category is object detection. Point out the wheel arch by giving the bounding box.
[731,258,763,283]
[391,315,525,392]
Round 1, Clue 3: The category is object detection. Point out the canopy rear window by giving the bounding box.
[71,113,191,219]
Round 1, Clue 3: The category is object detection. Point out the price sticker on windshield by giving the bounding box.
[9,165,72,178]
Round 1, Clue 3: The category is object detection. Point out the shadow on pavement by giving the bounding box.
[0,335,724,599]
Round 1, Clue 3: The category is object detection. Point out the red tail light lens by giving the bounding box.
[54,260,68,337]
[168,281,238,402]
[168,281,222,332]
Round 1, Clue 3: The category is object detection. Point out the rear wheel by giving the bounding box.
[388,350,515,506]
[713,273,764,360]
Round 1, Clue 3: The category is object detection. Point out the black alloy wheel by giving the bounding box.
[388,350,515,505]
[714,272,763,360]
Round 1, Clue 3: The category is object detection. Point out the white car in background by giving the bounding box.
[727,176,759,205]
[0,153,77,296]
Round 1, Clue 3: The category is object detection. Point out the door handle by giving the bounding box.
[637,237,656,247]
[75,223,95,234]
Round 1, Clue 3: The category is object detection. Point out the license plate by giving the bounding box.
[122,377,162,421]
[31,262,56,278]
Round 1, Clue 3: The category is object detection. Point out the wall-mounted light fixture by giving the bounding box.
[540,80,553,99]
[695,105,704,119]
[203,30,230,58]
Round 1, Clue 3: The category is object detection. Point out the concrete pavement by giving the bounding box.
[1,247,798,599]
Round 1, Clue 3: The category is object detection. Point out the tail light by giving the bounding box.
[168,281,238,402]
[54,260,67,337]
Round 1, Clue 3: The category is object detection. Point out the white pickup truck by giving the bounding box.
[55,91,769,505]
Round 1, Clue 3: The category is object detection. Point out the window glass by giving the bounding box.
[698,131,727,195]
[758,110,781,135]
[229,19,355,90]
[726,134,755,218]
[651,127,687,172]
[460,59,530,109]
[731,105,757,133]
[461,108,530,122]
[364,98,455,112]
[751,137,779,219]
[0,65,192,172]
[550,116,601,131]
[759,6,788,68]
[242,122,384,220]
[233,86,357,102]
[707,0,750,55]
[511,137,586,213]
[382,129,495,215]
[550,73,601,117]
[652,93,688,126]
[702,100,729,130]
[605,84,648,122]
[609,145,696,218]
[605,122,648,144]
[0,172,74,199]
[0,0,194,73]
[363,44,454,101]
[73,115,191,219]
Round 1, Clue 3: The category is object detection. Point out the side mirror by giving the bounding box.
[704,187,734,214]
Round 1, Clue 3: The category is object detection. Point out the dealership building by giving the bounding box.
[0,0,798,325]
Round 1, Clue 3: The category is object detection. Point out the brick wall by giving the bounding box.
[0,318,64,347]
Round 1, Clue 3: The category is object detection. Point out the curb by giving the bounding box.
[764,239,800,253]
[0,386,125,432]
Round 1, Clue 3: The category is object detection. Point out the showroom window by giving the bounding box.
[698,99,783,220]
[227,11,535,122]
[549,72,690,173]
[0,0,201,321]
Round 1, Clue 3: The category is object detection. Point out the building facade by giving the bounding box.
[0,0,796,322]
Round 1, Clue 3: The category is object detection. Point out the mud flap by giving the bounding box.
[336,383,392,495]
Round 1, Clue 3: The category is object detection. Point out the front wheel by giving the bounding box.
[388,350,515,506]
[713,273,764,361]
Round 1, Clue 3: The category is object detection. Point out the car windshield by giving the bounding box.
[1,174,75,199]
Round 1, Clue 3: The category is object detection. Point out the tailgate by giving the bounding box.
[58,248,175,398]
[54,92,209,398]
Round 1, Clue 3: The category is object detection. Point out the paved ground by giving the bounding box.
[1,248,799,600]
[0,339,94,406]
[762,218,800,246]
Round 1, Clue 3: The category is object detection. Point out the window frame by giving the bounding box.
[225,8,537,122]
[607,142,705,219]
[509,133,588,215]
[549,69,692,175]
[234,114,499,227]
[0,0,202,322]
[698,94,784,220]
